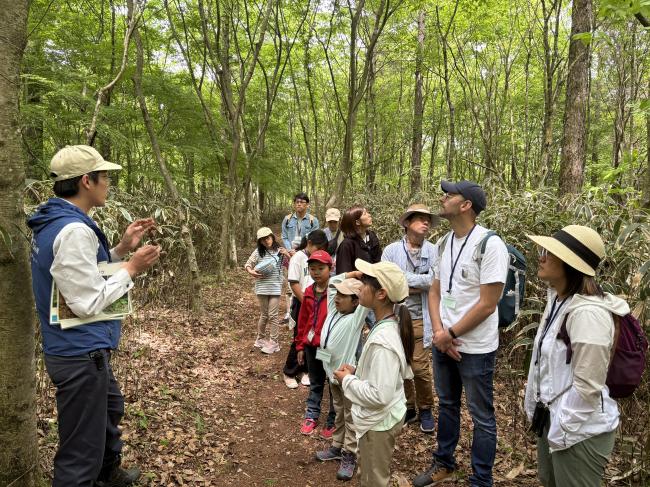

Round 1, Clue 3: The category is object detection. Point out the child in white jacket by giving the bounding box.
[334,259,414,487]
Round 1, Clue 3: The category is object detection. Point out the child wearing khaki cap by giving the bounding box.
[334,259,414,487]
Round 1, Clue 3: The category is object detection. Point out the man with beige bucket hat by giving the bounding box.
[381,204,440,433]
[28,145,160,487]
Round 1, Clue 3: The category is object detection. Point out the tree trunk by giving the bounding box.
[0,1,39,485]
[435,3,459,179]
[132,14,202,313]
[327,0,393,207]
[643,79,650,208]
[537,0,563,186]
[410,10,425,196]
[558,0,592,197]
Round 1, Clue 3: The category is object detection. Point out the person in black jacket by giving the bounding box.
[335,206,381,274]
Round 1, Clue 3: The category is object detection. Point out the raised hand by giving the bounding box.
[116,218,156,256]
[124,244,161,277]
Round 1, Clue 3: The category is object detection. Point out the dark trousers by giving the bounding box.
[304,345,336,427]
[45,350,124,487]
[283,298,307,378]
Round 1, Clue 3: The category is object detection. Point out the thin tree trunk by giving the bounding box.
[537,0,563,186]
[558,0,593,197]
[0,1,38,485]
[643,79,650,208]
[410,9,425,195]
[435,2,459,179]
[86,2,139,146]
[132,13,202,313]
[327,0,394,207]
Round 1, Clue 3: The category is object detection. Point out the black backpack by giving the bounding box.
[438,230,526,328]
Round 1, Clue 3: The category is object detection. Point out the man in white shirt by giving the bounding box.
[413,181,508,487]
[28,145,160,487]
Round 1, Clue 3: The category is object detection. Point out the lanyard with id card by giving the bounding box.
[443,226,476,310]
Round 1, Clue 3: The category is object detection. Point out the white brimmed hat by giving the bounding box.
[331,278,362,296]
[256,227,273,240]
[527,225,605,277]
[355,259,409,303]
[50,145,122,181]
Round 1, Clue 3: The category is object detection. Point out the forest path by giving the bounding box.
[37,244,538,486]
[111,267,537,486]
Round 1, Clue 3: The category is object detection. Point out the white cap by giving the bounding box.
[50,145,122,181]
[355,259,409,303]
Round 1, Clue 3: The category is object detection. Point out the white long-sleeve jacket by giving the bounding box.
[524,290,629,452]
[342,319,413,439]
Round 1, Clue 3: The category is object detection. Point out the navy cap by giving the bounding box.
[441,180,487,214]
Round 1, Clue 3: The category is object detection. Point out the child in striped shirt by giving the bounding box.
[245,227,290,354]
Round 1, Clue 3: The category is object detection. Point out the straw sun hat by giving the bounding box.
[527,225,605,277]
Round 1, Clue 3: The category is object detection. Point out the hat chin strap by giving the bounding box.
[552,230,601,271]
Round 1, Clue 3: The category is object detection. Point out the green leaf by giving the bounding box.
[572,32,593,45]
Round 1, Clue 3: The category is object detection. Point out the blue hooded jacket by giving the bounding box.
[27,198,121,355]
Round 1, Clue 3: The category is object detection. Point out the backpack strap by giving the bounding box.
[557,314,573,364]
[436,231,453,259]
[284,213,292,230]
[474,230,498,264]
[559,311,621,366]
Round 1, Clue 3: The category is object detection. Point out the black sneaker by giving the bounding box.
[412,462,454,487]
[95,466,141,487]
[404,408,418,425]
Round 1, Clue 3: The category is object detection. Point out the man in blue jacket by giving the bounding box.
[281,192,320,253]
[28,145,160,487]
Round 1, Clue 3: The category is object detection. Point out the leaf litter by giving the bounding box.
[36,266,546,486]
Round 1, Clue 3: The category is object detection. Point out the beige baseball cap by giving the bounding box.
[331,277,362,296]
[355,259,409,303]
[50,145,122,181]
[256,227,273,240]
[325,208,341,222]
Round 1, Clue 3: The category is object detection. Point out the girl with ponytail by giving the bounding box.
[334,259,414,487]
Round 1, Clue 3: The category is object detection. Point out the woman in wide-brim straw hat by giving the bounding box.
[524,225,630,487]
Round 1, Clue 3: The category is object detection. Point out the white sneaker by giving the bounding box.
[283,374,299,389]
[261,340,280,354]
[301,374,310,387]
[254,338,268,348]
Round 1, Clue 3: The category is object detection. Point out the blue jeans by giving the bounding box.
[432,348,497,487]
[304,345,335,427]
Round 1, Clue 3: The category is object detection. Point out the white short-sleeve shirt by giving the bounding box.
[287,250,313,295]
[435,224,508,353]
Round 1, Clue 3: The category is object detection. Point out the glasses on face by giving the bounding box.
[538,247,548,259]
[294,200,308,205]
[442,193,462,201]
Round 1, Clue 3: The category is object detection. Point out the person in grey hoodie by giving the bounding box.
[525,225,630,487]
[334,259,414,487]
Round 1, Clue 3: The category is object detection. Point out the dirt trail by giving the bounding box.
[38,262,539,486]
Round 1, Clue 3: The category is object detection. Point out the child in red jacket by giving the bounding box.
[296,250,336,436]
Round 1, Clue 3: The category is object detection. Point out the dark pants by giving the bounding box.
[432,349,497,487]
[303,345,336,427]
[283,298,307,377]
[45,350,124,487]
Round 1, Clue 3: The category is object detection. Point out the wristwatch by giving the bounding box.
[448,327,458,339]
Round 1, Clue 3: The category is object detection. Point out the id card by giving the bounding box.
[442,294,457,310]
[315,348,332,363]
[307,328,315,342]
